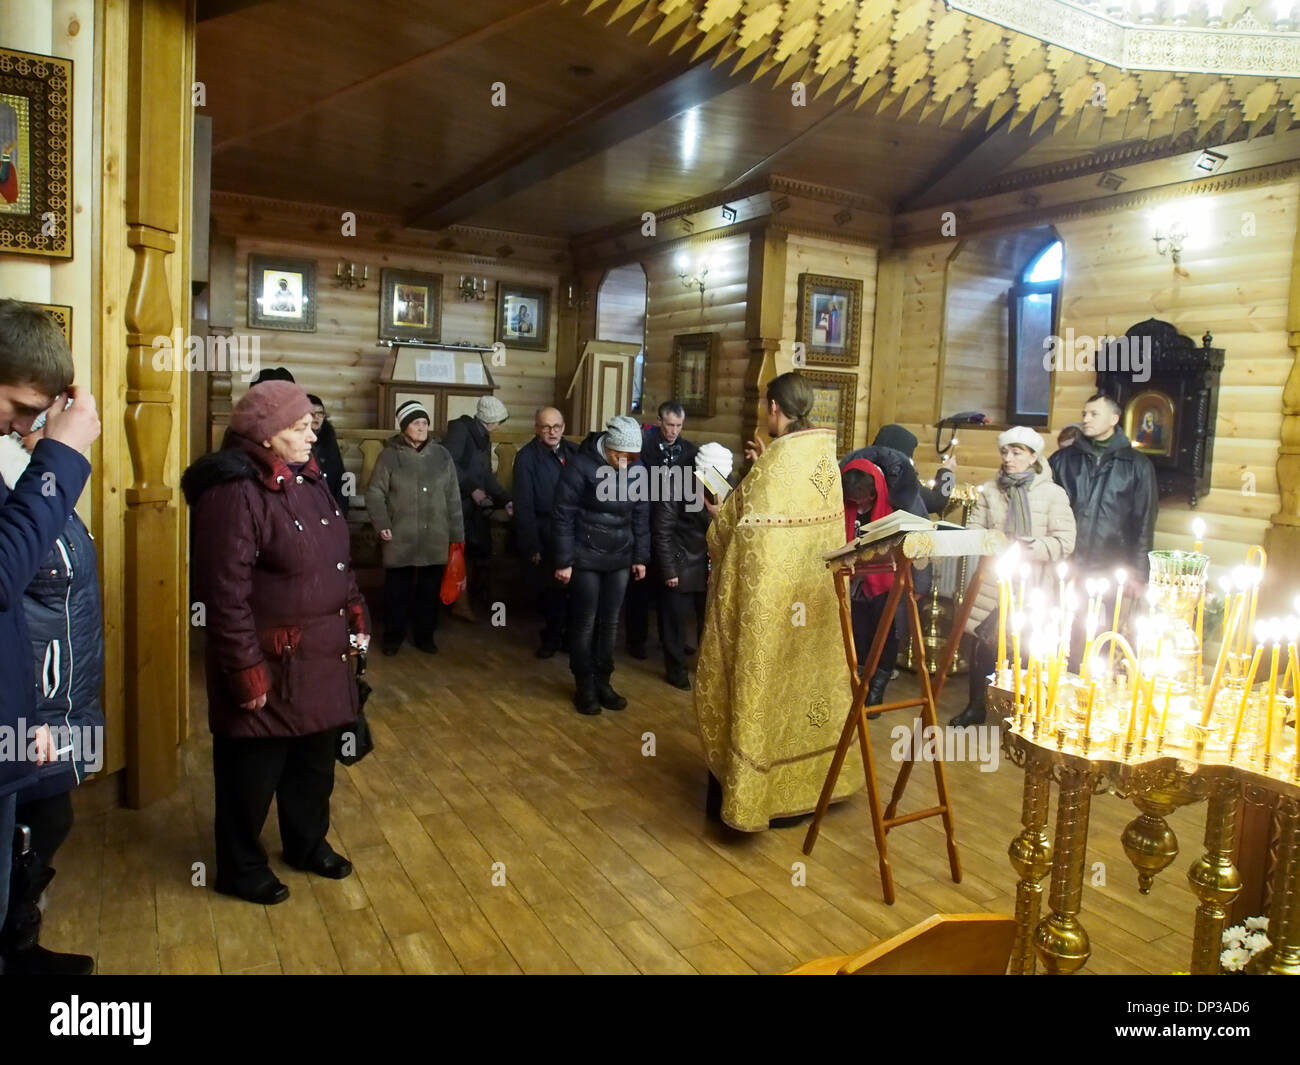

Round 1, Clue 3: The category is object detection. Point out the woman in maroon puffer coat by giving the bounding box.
[181,381,369,906]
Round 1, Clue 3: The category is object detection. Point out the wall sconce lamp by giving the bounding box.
[1152,218,1189,266]
[676,252,709,295]
[335,262,367,288]
[458,275,487,301]
[565,280,591,311]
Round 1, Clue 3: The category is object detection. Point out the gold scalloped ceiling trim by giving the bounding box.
[570,0,1300,135]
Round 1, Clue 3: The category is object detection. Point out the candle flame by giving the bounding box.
[1192,517,1206,539]
[1114,568,1127,586]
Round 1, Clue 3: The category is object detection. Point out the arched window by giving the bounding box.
[939,224,1061,428]
[1008,239,1062,425]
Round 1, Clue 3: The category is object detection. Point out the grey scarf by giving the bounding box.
[998,470,1036,539]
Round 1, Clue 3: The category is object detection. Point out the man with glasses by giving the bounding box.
[513,407,579,657]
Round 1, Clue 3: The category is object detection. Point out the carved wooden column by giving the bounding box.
[118,0,193,806]
[743,225,787,451]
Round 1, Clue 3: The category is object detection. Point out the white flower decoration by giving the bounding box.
[1221,926,1246,947]
[1244,915,1269,932]
[1220,946,1250,972]
[1243,932,1271,954]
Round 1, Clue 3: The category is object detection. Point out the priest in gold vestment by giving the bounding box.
[695,373,865,831]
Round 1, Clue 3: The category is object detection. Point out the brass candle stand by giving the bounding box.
[989,543,1299,975]
[906,483,981,675]
[994,693,1300,975]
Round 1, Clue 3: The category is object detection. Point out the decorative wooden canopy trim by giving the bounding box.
[569,0,1300,138]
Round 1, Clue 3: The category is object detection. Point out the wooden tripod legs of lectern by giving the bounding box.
[802,553,988,904]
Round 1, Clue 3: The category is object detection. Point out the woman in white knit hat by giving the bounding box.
[442,394,513,620]
[551,415,650,715]
[951,425,1076,726]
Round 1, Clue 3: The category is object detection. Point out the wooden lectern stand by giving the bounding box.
[803,528,1003,903]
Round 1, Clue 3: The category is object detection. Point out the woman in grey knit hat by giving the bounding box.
[551,415,651,715]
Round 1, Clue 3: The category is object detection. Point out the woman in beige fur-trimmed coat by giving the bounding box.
[951,425,1076,726]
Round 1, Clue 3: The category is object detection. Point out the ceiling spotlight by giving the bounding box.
[1194,149,1227,174]
[721,205,737,223]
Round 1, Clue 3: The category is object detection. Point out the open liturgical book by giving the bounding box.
[824,511,934,560]
[695,465,732,503]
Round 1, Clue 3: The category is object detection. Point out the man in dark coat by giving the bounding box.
[443,395,512,621]
[513,406,579,658]
[0,300,100,949]
[182,381,368,906]
[0,432,102,975]
[552,416,650,714]
[307,394,349,512]
[626,400,696,659]
[652,454,711,691]
[872,423,956,515]
[1049,392,1159,583]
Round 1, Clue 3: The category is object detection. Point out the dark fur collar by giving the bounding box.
[181,433,321,505]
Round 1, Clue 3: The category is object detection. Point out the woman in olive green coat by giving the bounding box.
[365,400,464,655]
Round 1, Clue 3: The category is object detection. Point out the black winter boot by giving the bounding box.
[865,668,890,720]
[595,674,627,710]
[0,855,94,975]
[574,675,601,715]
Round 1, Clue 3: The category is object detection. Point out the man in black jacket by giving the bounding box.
[513,407,579,657]
[1049,392,1159,583]
[626,401,696,659]
[872,423,956,516]
[0,302,101,958]
[443,395,513,621]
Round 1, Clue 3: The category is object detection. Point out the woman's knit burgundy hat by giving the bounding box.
[230,380,313,443]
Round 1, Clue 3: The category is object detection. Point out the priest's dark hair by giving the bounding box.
[765,371,815,432]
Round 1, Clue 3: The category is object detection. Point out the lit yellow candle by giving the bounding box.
[996,580,1007,672]
[1284,631,1294,702]
[1140,678,1156,744]
[1125,668,1141,749]
[1011,620,1022,720]
[1191,517,1206,555]
[1246,571,1261,651]
[1082,681,1098,744]
[1195,576,1205,684]
[1157,681,1172,741]
[1108,570,1126,674]
[1203,596,1245,726]
[1264,622,1281,765]
[1231,639,1264,752]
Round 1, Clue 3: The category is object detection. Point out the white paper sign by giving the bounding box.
[415,352,455,382]
[462,360,485,385]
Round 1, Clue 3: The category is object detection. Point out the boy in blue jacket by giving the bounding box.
[0,301,101,963]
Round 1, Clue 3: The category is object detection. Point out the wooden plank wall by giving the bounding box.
[941,239,1010,425]
[778,234,878,455]
[226,235,562,435]
[643,233,750,452]
[889,177,1300,572]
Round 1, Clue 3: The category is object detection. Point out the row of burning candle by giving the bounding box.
[992,539,1299,774]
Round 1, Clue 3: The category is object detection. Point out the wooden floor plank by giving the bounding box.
[46,625,1206,973]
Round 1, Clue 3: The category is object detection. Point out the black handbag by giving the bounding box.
[337,650,374,766]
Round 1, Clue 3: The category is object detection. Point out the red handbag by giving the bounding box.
[441,542,467,605]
